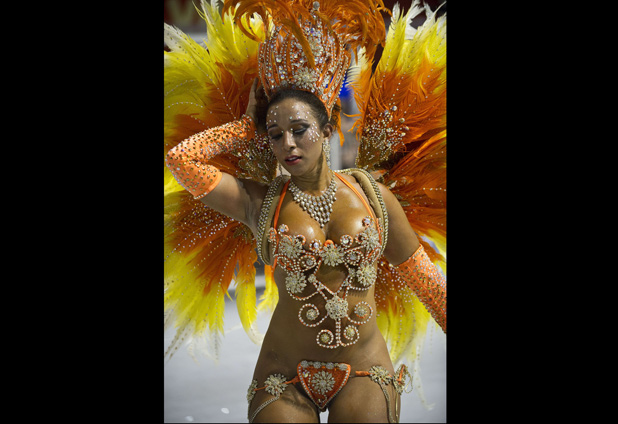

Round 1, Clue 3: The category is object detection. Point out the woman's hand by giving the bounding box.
[246,77,268,134]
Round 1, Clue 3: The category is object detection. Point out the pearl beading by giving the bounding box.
[270,215,381,349]
[256,175,285,264]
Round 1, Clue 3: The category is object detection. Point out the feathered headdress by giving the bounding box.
[223,0,389,116]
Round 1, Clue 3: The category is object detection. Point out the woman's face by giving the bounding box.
[266,97,331,177]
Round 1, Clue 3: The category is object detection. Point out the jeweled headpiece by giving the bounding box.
[223,0,388,117]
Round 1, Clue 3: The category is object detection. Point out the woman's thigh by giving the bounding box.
[326,376,401,423]
[250,383,320,423]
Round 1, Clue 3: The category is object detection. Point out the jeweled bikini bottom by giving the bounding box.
[247,360,411,423]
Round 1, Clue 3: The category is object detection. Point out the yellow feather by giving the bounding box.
[234,249,265,344]
[163,1,273,360]
[164,0,265,156]
[375,265,424,363]
[257,265,279,313]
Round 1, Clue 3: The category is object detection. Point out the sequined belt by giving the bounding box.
[247,360,412,422]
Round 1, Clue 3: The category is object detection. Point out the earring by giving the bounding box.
[323,138,331,168]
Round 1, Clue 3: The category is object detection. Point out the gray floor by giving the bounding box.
[164,274,446,423]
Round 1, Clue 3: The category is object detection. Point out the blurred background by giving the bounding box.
[164,1,446,422]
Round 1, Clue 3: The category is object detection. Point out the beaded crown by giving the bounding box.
[223,0,388,116]
[257,2,347,116]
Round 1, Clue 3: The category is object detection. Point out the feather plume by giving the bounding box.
[350,2,446,393]
[257,265,279,313]
[352,0,446,167]
[164,0,265,145]
[164,0,273,361]
[351,0,446,267]
[223,0,388,69]
[164,190,260,360]
[234,248,265,344]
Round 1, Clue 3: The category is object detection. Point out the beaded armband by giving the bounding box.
[392,244,446,333]
[165,115,257,199]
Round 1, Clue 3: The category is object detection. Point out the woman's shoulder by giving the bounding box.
[336,168,372,188]
[336,168,393,205]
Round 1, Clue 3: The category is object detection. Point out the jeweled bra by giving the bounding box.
[258,169,389,349]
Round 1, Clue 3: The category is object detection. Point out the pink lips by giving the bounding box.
[285,155,301,165]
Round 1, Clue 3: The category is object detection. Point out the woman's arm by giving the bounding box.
[379,183,420,265]
[165,79,268,233]
[379,183,446,333]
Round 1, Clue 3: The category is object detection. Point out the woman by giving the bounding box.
[166,80,444,422]
[164,0,446,422]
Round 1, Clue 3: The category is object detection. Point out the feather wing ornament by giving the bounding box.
[164,0,277,361]
[349,0,446,389]
[223,0,389,67]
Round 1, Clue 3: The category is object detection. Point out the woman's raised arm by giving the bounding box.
[165,79,268,233]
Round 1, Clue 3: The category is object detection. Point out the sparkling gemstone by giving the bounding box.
[354,303,368,317]
[306,308,318,321]
[325,296,348,320]
[311,370,335,395]
[344,326,357,340]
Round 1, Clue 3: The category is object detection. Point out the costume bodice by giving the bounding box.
[269,216,383,291]
[264,171,387,349]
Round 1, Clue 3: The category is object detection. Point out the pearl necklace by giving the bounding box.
[288,173,337,228]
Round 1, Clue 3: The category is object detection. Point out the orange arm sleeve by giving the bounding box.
[165,115,257,199]
[392,244,446,333]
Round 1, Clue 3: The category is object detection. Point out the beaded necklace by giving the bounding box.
[288,172,337,228]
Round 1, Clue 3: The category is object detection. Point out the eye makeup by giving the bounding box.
[266,103,321,143]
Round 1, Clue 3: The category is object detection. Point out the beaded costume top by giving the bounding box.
[265,171,387,349]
